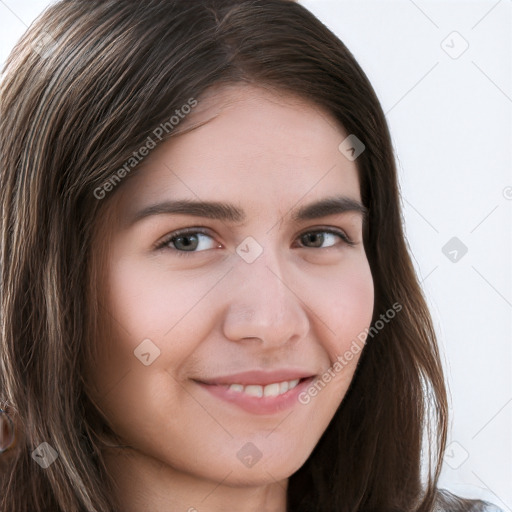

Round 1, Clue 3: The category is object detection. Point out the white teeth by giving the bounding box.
[263,383,281,397]
[244,385,263,397]
[226,379,302,398]
[288,379,300,389]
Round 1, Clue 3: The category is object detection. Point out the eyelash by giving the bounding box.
[154,227,356,257]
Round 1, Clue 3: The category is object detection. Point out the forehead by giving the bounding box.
[111,83,361,223]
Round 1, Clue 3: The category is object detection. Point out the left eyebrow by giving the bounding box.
[291,196,367,223]
[128,195,368,226]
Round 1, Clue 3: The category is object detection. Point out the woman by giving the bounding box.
[0,0,504,511]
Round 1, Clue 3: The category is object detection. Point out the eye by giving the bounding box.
[155,228,219,255]
[155,227,355,256]
[297,228,355,249]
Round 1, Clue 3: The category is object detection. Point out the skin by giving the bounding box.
[85,84,374,512]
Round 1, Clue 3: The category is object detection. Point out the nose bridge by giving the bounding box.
[221,241,309,345]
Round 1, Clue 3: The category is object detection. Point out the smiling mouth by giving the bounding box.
[194,375,316,415]
[203,377,306,398]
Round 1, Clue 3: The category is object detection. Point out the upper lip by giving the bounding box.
[196,369,317,386]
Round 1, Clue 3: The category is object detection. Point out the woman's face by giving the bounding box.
[86,84,374,487]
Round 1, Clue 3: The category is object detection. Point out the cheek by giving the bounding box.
[300,257,374,404]
[315,257,374,360]
[288,261,373,456]
[86,257,194,403]
[102,254,226,348]
[88,253,233,407]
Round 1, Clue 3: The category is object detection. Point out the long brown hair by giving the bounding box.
[0,0,460,510]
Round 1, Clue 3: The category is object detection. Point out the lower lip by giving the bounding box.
[195,377,315,415]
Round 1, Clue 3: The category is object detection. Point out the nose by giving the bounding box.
[221,245,310,348]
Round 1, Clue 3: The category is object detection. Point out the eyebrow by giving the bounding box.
[129,195,368,226]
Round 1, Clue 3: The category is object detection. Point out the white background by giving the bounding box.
[1,0,511,508]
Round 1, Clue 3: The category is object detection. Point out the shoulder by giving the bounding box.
[435,488,505,512]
